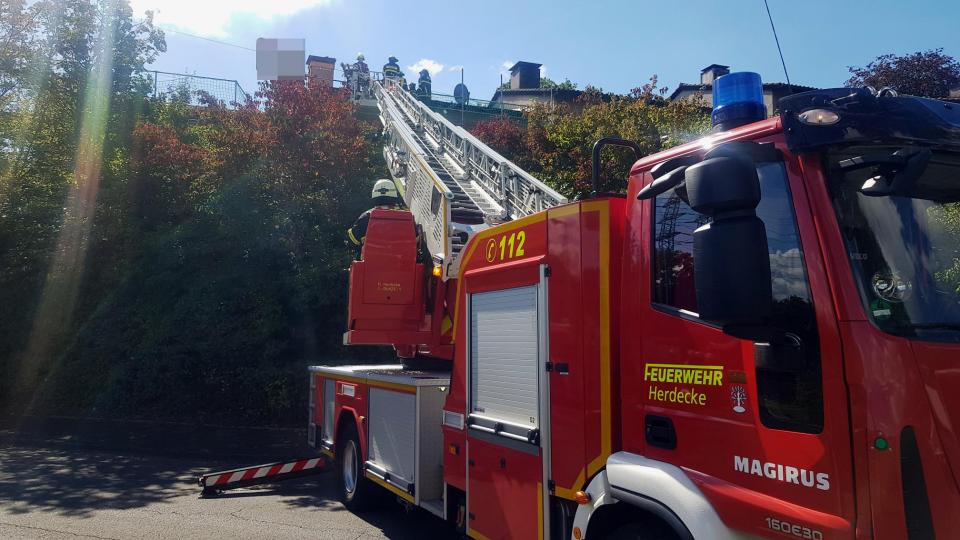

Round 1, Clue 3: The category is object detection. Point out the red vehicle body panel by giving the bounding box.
[468,436,542,540]
[621,131,856,538]
[325,112,960,539]
[436,200,624,538]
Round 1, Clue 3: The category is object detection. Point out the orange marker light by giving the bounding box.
[574,491,592,505]
[432,265,442,277]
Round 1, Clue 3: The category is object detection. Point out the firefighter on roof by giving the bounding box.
[383,56,401,77]
[383,56,403,87]
[347,179,400,250]
[417,69,432,99]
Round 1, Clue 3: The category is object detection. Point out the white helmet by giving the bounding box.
[371,179,399,204]
[357,53,365,61]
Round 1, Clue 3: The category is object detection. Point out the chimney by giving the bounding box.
[306,55,336,87]
[700,64,730,85]
[509,61,542,90]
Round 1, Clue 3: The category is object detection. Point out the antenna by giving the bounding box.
[762,0,792,93]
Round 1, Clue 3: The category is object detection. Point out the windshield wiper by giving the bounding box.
[837,147,932,198]
[906,323,960,331]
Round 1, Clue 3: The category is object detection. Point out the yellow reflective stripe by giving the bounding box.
[347,229,360,245]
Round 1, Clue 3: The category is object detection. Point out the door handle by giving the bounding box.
[645,414,677,450]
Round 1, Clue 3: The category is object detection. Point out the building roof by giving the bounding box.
[306,55,336,64]
[668,81,818,101]
[508,61,542,73]
[700,64,730,72]
[490,87,582,103]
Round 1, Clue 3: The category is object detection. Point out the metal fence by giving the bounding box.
[330,68,528,123]
[144,67,526,120]
[148,71,249,108]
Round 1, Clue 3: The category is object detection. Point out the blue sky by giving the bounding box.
[135,0,959,102]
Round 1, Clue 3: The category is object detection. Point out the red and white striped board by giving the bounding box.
[199,456,326,496]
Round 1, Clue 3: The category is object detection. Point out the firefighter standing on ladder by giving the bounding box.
[417,69,432,99]
[347,179,401,253]
[383,56,404,87]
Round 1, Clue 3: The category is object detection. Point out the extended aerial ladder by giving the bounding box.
[198,78,568,497]
[374,79,567,279]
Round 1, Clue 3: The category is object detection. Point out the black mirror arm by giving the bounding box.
[636,166,687,200]
[591,137,643,197]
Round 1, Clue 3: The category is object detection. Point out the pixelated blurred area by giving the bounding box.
[256,38,306,80]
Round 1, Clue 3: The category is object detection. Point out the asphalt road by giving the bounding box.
[0,419,457,539]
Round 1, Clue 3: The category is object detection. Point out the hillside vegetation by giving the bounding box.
[1,0,383,425]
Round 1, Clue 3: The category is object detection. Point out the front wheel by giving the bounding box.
[335,421,379,511]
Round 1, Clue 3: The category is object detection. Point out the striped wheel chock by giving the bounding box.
[198,456,327,496]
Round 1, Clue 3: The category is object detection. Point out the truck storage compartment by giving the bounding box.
[365,380,447,505]
[308,365,449,513]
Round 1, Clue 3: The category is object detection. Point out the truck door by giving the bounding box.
[633,149,856,538]
[464,264,549,540]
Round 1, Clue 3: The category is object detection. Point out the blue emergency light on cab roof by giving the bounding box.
[712,72,767,131]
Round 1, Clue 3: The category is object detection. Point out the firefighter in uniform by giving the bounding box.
[353,53,370,95]
[382,56,403,87]
[416,69,432,99]
[347,179,401,252]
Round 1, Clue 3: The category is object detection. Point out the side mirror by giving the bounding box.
[687,156,773,335]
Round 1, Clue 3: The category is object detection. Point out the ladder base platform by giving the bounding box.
[198,456,327,497]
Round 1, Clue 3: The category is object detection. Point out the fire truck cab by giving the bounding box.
[310,74,960,539]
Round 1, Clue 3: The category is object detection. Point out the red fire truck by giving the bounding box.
[307,74,960,539]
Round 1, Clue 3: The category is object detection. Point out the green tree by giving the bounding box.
[0,0,40,107]
[0,0,164,410]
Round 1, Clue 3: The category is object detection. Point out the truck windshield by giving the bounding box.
[828,146,960,342]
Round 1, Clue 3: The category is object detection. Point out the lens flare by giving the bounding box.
[14,1,120,408]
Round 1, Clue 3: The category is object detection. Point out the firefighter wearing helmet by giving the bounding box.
[382,56,404,88]
[347,179,401,248]
[354,53,368,72]
[416,69,432,99]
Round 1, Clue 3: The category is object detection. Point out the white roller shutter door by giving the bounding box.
[367,388,417,486]
[470,285,540,428]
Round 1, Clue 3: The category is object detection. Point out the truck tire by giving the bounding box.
[335,421,378,511]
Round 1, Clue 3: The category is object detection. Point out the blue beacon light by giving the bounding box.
[712,72,766,131]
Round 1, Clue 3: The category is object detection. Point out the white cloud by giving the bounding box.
[501,60,514,71]
[408,59,444,77]
[769,248,808,300]
[447,65,464,72]
[539,65,547,78]
[130,0,335,37]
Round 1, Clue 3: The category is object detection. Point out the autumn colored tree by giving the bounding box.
[0,0,383,424]
[846,49,960,98]
[471,117,534,169]
[37,79,384,423]
[478,77,710,198]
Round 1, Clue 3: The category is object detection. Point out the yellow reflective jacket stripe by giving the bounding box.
[347,228,361,245]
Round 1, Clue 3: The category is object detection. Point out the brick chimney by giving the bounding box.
[306,55,336,87]
[700,64,730,85]
[509,61,542,90]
